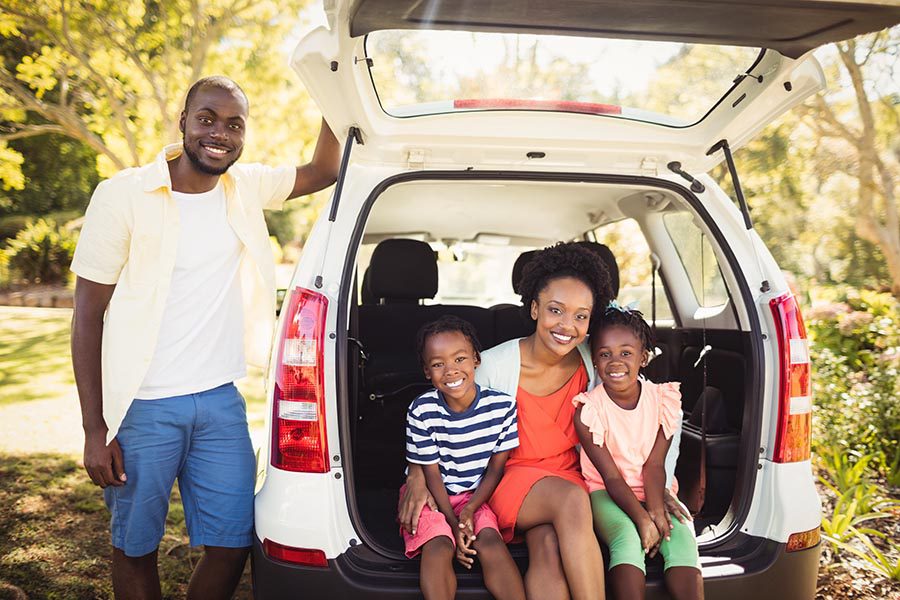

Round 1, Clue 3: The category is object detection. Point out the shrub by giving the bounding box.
[3,218,78,285]
[807,287,900,464]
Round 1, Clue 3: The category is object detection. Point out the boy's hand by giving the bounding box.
[637,514,661,557]
[454,526,477,569]
[458,505,476,541]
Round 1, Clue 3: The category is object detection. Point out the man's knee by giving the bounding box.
[203,545,250,565]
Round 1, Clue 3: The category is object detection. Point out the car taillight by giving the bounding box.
[769,293,811,463]
[263,539,328,567]
[786,527,820,552]
[271,287,329,473]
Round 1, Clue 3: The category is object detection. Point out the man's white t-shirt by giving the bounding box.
[136,183,246,399]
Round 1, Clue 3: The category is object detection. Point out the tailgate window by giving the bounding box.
[366,30,761,127]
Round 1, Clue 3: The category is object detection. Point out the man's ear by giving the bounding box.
[179,111,186,133]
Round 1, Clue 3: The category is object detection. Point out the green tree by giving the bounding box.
[0,0,313,180]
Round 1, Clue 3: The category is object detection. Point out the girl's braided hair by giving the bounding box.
[589,304,655,357]
[518,242,612,322]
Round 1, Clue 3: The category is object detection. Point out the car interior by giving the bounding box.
[343,178,753,572]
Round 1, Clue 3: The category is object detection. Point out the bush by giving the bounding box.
[3,218,78,285]
[808,287,900,467]
[0,214,32,241]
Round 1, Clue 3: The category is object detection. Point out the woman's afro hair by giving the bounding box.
[518,241,613,322]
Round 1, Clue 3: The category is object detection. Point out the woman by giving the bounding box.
[400,242,686,599]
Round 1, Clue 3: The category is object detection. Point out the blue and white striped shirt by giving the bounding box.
[406,385,519,494]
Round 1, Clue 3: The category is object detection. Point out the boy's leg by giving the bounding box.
[105,397,191,599]
[660,516,704,600]
[589,490,646,600]
[472,528,526,600]
[178,384,256,600]
[419,536,456,600]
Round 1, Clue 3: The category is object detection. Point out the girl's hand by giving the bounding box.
[637,514,661,556]
[399,472,437,535]
[664,488,692,523]
[648,508,671,557]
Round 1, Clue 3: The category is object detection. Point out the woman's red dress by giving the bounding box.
[489,365,588,542]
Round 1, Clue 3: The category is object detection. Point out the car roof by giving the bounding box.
[349,0,900,58]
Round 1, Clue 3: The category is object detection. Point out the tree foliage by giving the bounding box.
[0,0,315,180]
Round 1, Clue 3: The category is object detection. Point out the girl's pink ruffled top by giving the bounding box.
[572,380,682,501]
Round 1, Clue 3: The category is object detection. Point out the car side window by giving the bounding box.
[663,212,729,308]
[590,219,673,322]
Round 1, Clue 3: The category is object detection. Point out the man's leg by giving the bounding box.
[105,397,190,599]
[186,546,250,600]
[179,384,256,600]
[112,548,161,600]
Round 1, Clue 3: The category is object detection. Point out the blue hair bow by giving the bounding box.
[606,299,640,313]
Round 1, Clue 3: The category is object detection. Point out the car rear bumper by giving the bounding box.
[251,534,821,599]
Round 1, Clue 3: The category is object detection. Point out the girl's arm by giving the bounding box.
[643,425,673,553]
[574,407,648,524]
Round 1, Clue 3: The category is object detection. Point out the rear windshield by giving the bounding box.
[366,30,762,127]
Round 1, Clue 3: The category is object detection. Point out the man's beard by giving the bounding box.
[183,139,241,176]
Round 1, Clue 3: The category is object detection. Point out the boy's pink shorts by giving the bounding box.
[398,484,501,559]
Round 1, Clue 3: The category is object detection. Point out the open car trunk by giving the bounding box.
[338,174,764,577]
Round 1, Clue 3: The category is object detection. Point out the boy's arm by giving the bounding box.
[462,450,509,513]
[422,463,458,528]
[574,406,647,525]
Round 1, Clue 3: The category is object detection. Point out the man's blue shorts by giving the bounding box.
[104,383,255,557]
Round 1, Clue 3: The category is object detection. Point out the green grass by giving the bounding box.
[0,307,74,406]
[0,454,253,599]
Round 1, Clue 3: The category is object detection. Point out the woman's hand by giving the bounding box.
[399,469,437,535]
[664,488,692,523]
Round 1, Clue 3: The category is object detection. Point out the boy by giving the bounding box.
[402,315,525,600]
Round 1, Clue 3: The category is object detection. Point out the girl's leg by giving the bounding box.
[516,477,605,600]
[419,536,456,600]
[589,490,646,600]
[524,525,570,600]
[660,516,703,600]
[473,528,526,600]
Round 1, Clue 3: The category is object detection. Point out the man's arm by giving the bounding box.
[287,118,341,199]
[72,276,125,488]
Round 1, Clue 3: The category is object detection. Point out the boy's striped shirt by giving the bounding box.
[406,385,519,494]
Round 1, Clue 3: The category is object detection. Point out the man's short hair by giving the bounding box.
[183,76,249,113]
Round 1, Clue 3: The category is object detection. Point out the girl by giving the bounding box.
[573,304,703,600]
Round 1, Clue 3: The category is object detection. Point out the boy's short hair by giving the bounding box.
[589,305,655,354]
[416,315,482,366]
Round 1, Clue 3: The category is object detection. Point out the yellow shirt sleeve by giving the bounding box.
[70,180,131,285]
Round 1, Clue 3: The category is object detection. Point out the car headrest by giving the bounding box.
[360,267,377,305]
[576,241,620,297]
[368,239,438,302]
[511,250,539,294]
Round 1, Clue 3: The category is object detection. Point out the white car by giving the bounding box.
[252,1,900,598]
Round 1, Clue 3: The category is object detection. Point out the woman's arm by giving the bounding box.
[398,464,436,535]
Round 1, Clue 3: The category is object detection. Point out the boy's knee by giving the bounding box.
[473,529,504,555]
[422,535,455,558]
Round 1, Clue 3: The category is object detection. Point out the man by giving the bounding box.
[70,76,340,599]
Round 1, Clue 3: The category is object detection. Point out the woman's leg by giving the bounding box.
[524,525,569,600]
[660,516,703,600]
[473,528,526,600]
[590,490,646,600]
[516,478,605,600]
[419,536,456,600]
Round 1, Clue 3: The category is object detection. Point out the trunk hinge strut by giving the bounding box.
[315,126,362,290]
[707,139,753,231]
[707,138,771,293]
[328,126,363,222]
[666,161,705,193]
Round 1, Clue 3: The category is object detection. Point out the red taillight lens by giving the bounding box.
[769,293,811,463]
[271,287,329,473]
[263,539,328,567]
[786,527,821,552]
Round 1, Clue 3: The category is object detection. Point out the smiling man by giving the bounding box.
[70,76,340,600]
